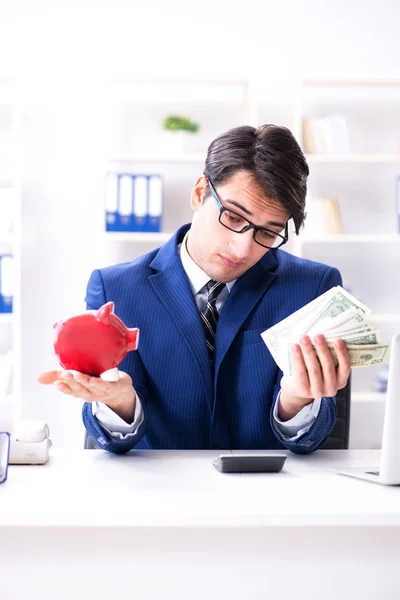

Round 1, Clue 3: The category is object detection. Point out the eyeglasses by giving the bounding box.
[207,179,289,250]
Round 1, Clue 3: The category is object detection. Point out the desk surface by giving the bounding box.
[2,449,400,528]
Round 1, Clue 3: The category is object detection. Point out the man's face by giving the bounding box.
[186,171,290,283]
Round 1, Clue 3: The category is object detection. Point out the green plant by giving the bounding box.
[162,115,200,133]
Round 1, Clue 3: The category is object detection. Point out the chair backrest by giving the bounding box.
[84,430,98,449]
[321,372,352,449]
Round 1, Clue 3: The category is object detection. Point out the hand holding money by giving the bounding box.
[261,286,390,377]
[278,333,351,420]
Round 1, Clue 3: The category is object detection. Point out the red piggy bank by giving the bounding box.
[53,302,139,381]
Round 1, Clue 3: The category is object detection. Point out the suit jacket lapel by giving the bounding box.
[149,226,213,408]
[214,250,279,380]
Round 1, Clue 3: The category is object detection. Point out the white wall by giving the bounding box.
[1,0,399,447]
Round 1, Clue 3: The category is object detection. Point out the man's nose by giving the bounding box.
[228,229,255,258]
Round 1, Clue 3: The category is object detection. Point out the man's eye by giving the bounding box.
[259,229,276,240]
[226,213,245,225]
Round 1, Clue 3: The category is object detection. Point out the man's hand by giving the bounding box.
[36,370,137,424]
[278,334,351,422]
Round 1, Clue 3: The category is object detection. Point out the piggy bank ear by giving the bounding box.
[96,302,115,325]
[126,328,139,351]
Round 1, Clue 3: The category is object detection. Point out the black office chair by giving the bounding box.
[321,372,351,449]
[84,430,98,449]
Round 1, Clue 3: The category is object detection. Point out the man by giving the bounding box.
[38,124,351,454]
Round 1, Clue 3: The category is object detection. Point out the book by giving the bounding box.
[302,115,351,155]
[318,197,344,234]
[302,118,316,154]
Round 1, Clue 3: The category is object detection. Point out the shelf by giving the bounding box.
[305,154,400,164]
[0,393,13,404]
[108,154,206,164]
[104,232,173,243]
[0,313,13,324]
[352,391,386,403]
[371,313,400,324]
[302,79,400,88]
[0,235,13,245]
[108,79,251,104]
[111,78,250,85]
[296,233,400,244]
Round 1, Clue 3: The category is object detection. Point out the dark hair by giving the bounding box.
[203,124,309,234]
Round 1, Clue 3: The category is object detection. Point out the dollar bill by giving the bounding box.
[325,324,379,339]
[303,289,371,335]
[287,342,390,376]
[308,307,368,336]
[261,286,339,358]
[261,284,389,376]
[324,330,381,345]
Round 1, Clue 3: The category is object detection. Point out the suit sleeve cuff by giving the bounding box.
[273,391,322,441]
[92,392,144,439]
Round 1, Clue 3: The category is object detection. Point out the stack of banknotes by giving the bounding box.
[261,286,390,376]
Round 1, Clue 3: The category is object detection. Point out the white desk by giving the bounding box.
[1,449,400,600]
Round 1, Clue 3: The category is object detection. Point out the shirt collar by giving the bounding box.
[179,231,236,295]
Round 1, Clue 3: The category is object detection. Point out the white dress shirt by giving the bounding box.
[93,233,320,442]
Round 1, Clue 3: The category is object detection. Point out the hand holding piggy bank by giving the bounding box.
[37,302,140,423]
[53,302,139,381]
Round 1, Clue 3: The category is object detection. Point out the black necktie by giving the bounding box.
[200,280,226,366]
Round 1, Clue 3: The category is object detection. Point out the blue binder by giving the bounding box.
[0,432,10,483]
[105,173,120,232]
[105,173,164,233]
[118,174,134,232]
[397,176,400,233]
[0,254,13,314]
[132,175,148,232]
[146,175,163,232]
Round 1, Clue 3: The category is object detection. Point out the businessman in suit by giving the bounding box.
[38,124,351,454]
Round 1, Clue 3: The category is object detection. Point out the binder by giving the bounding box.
[105,173,119,232]
[118,174,134,232]
[0,254,13,313]
[147,175,163,232]
[133,175,148,232]
[0,432,10,484]
[397,176,400,233]
[105,172,164,233]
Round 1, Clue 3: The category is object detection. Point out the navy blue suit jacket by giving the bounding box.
[82,223,341,454]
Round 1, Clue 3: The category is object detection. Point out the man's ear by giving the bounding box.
[190,175,208,211]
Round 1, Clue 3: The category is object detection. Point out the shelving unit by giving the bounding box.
[371,313,400,324]
[2,74,395,450]
[292,233,400,250]
[104,232,173,243]
[292,79,400,402]
[0,79,21,430]
[108,154,207,164]
[102,79,256,266]
[306,154,400,164]
[0,313,13,324]
[352,391,386,403]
